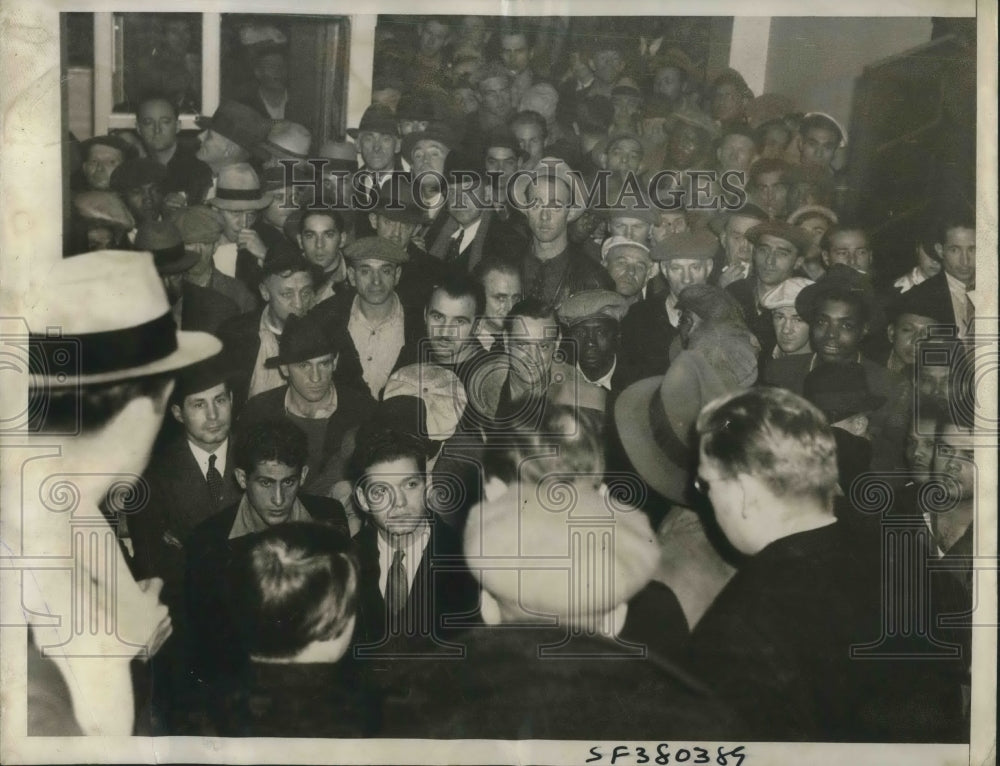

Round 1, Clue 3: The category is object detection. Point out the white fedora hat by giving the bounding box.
[207,162,272,212]
[27,251,222,387]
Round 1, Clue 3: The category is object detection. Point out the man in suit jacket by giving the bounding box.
[217,244,322,407]
[184,420,350,681]
[426,175,529,274]
[348,421,481,655]
[130,358,242,603]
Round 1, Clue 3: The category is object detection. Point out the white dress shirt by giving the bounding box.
[376,523,432,598]
[187,438,229,480]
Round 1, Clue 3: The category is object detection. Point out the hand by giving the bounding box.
[162,192,187,211]
[238,228,268,261]
[132,578,173,660]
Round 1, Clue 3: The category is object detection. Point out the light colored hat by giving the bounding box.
[316,140,360,172]
[464,481,659,624]
[383,363,468,440]
[208,163,272,211]
[72,191,135,231]
[26,251,221,387]
[262,120,312,160]
[600,235,651,263]
[557,289,629,327]
[787,204,839,227]
[759,276,815,311]
[802,111,848,147]
[509,158,587,222]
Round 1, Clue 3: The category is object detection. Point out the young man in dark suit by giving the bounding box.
[348,415,481,655]
[130,356,242,602]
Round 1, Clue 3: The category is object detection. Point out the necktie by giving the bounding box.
[446,230,464,263]
[206,453,225,509]
[386,546,407,614]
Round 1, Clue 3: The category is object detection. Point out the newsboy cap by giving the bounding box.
[170,205,223,244]
[343,236,410,266]
[557,289,629,327]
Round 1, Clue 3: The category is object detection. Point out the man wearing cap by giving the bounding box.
[726,218,811,357]
[217,243,320,406]
[135,93,213,205]
[239,310,373,496]
[325,237,425,402]
[688,387,965,741]
[76,134,135,191]
[797,112,847,174]
[585,39,628,100]
[207,162,272,293]
[24,251,220,735]
[135,219,240,335]
[903,212,977,341]
[884,287,950,376]
[171,205,258,315]
[110,158,168,226]
[600,133,647,202]
[557,288,637,409]
[401,121,458,246]
[130,356,241,602]
[515,158,615,307]
[365,181,451,311]
[601,236,658,307]
[710,202,769,288]
[69,190,135,253]
[758,276,815,391]
[620,229,718,380]
[381,405,741,739]
[260,120,312,172]
[195,100,272,179]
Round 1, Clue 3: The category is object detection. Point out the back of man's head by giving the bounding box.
[697,386,839,507]
[228,522,358,661]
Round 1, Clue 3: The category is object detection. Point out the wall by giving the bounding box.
[764,17,932,130]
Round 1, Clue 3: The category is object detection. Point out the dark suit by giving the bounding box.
[178,281,240,335]
[350,519,481,653]
[426,210,529,273]
[902,272,960,331]
[129,435,241,602]
[217,308,265,409]
[163,145,213,205]
[726,277,776,358]
[521,243,615,307]
[620,292,679,381]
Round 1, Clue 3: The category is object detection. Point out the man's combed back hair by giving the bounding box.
[503,297,557,334]
[936,210,976,244]
[473,254,521,284]
[350,424,429,485]
[30,373,174,434]
[227,522,358,659]
[504,404,605,488]
[697,387,839,504]
[233,419,309,473]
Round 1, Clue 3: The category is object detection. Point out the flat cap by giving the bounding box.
[558,289,629,327]
[759,277,815,311]
[650,229,719,262]
[170,205,223,244]
[343,236,410,266]
[600,235,652,263]
[745,219,813,256]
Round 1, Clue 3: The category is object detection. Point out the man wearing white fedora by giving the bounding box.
[22,250,221,735]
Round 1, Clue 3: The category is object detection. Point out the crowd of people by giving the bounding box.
[34,14,978,742]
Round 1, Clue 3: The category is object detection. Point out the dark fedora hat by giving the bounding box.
[370,181,424,226]
[264,310,338,368]
[401,122,459,164]
[745,218,813,256]
[795,263,879,325]
[803,361,886,424]
[195,100,272,155]
[347,104,399,139]
[173,351,236,402]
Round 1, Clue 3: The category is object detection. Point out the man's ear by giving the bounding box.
[296,233,304,250]
[886,323,896,345]
[597,151,609,171]
[346,264,357,288]
[331,353,339,372]
[934,242,944,260]
[394,265,403,282]
[235,468,247,491]
[279,364,290,380]
[299,465,309,485]
[794,255,804,273]
[354,482,370,513]
[367,212,379,231]
[393,137,401,154]
[259,280,271,303]
[820,250,831,268]
[647,262,660,281]
[170,403,183,424]
[860,321,871,340]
